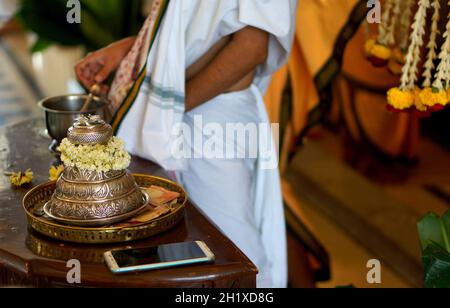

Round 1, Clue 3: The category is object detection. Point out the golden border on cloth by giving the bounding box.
[111,0,170,134]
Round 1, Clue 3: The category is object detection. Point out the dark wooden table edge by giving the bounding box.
[0,119,258,288]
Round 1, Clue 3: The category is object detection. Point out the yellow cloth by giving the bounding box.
[265,0,362,168]
[265,0,360,124]
[265,0,418,162]
[338,26,419,159]
[264,1,419,281]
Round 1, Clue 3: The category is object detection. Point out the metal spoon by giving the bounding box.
[80,84,101,113]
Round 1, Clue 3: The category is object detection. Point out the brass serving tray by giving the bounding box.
[23,174,187,244]
[43,190,150,227]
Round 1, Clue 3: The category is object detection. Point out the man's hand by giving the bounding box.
[185,26,269,111]
[75,37,136,93]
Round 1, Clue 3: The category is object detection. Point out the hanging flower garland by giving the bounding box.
[419,0,446,113]
[387,0,429,111]
[422,0,440,88]
[365,0,416,75]
[428,0,450,111]
[399,0,415,51]
[388,0,414,75]
[366,0,396,66]
[386,0,450,115]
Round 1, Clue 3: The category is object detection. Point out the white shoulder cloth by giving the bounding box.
[117,0,297,171]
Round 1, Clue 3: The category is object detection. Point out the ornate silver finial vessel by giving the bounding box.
[44,116,148,227]
[67,115,113,145]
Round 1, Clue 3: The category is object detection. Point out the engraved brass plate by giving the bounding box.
[22,174,187,244]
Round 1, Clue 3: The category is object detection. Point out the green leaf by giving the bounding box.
[79,10,117,50]
[418,211,450,253]
[432,87,440,93]
[30,37,54,53]
[80,0,125,36]
[422,241,450,288]
[80,0,123,20]
[15,0,144,52]
[79,0,144,38]
[16,0,85,46]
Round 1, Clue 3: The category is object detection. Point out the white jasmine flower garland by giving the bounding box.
[378,0,395,46]
[433,1,450,90]
[399,0,414,50]
[400,0,430,90]
[386,0,402,46]
[58,137,131,172]
[423,0,441,88]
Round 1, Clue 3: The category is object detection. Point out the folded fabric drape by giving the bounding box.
[107,0,298,288]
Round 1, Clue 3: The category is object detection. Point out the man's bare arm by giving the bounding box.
[75,36,136,91]
[185,26,269,112]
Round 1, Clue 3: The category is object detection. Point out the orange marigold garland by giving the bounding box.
[386,0,415,75]
[387,0,430,113]
[418,0,448,114]
[366,0,395,66]
[386,0,450,115]
[366,0,414,71]
[422,0,441,88]
[427,0,450,112]
[387,47,406,75]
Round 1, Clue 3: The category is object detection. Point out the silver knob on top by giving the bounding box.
[67,115,113,145]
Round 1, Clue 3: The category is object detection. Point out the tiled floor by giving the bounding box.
[314,127,450,217]
[0,32,84,128]
[283,182,411,288]
[0,36,40,127]
[290,126,450,288]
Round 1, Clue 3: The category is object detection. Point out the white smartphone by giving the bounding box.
[104,241,215,274]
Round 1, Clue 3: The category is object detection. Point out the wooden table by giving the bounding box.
[0,119,257,288]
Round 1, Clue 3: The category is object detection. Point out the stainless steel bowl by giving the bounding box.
[38,94,111,143]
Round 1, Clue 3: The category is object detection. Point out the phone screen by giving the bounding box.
[111,242,209,268]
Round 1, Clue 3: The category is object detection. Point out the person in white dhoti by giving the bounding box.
[75,0,297,288]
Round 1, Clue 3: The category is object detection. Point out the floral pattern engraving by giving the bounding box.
[48,166,145,220]
[55,172,136,201]
[63,166,124,182]
[48,189,144,220]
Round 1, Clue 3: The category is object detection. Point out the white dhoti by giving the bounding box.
[178,85,287,287]
[110,0,298,288]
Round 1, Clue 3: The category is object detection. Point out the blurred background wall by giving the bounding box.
[0,0,449,288]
